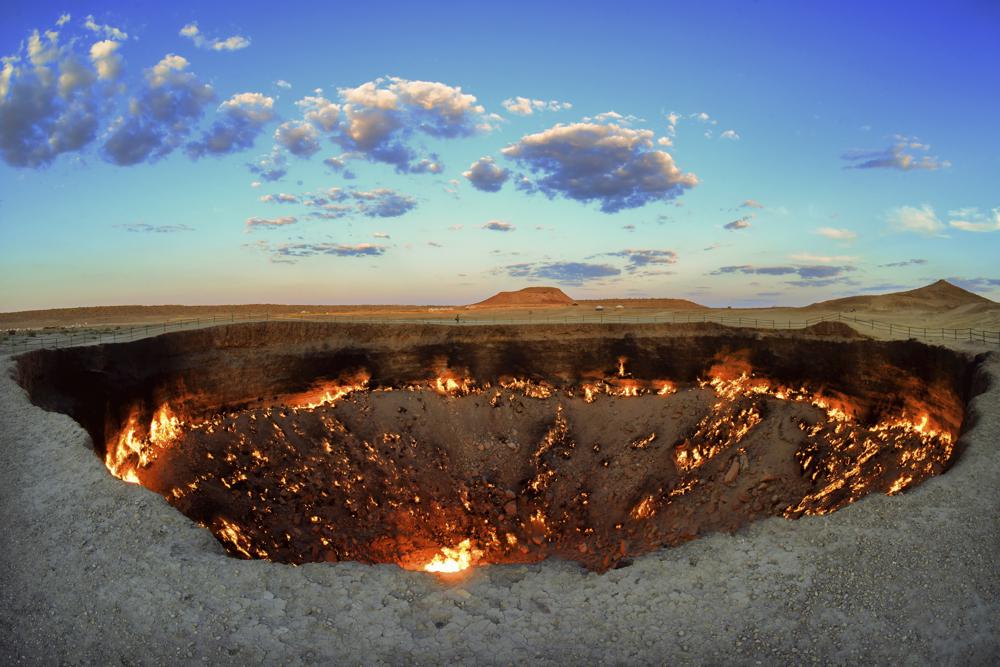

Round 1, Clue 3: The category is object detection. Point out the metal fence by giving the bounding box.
[2,309,998,355]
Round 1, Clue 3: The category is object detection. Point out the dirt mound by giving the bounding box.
[470,287,574,308]
[812,280,995,312]
[803,321,868,338]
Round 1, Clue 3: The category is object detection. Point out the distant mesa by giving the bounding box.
[469,287,575,308]
[811,280,996,311]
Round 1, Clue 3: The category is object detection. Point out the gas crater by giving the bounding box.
[15,321,977,573]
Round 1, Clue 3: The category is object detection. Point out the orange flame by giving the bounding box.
[423,538,480,573]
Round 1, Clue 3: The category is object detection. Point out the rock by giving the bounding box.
[724,459,740,484]
[503,500,517,515]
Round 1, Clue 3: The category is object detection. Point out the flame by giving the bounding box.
[423,538,480,573]
[618,357,627,377]
[105,403,184,484]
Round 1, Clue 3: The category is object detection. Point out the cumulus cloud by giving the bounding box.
[114,223,194,233]
[275,79,291,89]
[245,215,297,229]
[274,77,492,173]
[246,149,287,181]
[260,192,298,203]
[505,261,621,284]
[948,207,1000,233]
[0,26,108,167]
[274,120,321,157]
[352,188,417,217]
[815,227,857,241]
[179,23,250,51]
[501,122,697,212]
[605,249,678,272]
[463,155,509,192]
[187,92,275,158]
[502,96,572,115]
[887,204,945,236]
[879,258,927,267]
[842,135,950,171]
[90,40,123,81]
[482,220,514,232]
[720,129,740,140]
[103,54,214,165]
[724,215,752,230]
[84,15,128,40]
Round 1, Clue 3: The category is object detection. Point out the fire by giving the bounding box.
[105,403,184,484]
[423,538,480,573]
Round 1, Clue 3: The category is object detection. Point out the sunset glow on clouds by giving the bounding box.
[1,1,998,309]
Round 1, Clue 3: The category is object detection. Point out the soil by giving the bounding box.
[1,325,997,664]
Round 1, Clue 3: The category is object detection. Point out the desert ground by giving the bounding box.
[1,281,998,664]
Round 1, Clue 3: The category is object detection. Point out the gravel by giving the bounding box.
[1,347,997,665]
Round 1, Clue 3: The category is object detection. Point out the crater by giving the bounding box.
[15,321,977,573]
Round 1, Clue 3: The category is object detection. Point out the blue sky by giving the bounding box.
[1,0,998,310]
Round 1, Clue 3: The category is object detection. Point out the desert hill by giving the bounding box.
[469,287,575,308]
[809,280,995,312]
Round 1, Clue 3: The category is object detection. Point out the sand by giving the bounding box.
[1,332,998,663]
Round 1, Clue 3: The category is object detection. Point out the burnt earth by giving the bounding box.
[15,321,976,572]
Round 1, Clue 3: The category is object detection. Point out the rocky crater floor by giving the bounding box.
[1,323,998,664]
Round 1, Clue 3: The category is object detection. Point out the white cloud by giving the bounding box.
[842,135,950,171]
[502,96,572,115]
[501,122,697,212]
[887,204,945,236]
[463,155,509,192]
[245,215,297,230]
[815,227,857,241]
[720,129,740,140]
[89,40,122,81]
[948,207,1000,233]
[179,22,250,51]
[84,15,128,40]
[274,120,320,157]
[275,79,291,89]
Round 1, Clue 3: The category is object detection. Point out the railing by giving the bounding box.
[2,310,998,355]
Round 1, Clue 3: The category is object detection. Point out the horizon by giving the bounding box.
[2,1,999,310]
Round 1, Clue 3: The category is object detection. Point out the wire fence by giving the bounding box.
[2,309,998,355]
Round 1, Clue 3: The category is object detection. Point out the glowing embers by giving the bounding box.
[423,539,482,573]
[101,362,962,573]
[106,403,184,484]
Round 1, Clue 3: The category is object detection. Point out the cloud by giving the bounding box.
[583,111,645,126]
[947,277,1000,293]
[815,227,857,241]
[246,149,287,181]
[90,40,123,81]
[501,122,697,212]
[103,54,215,165]
[84,15,128,40]
[879,258,927,268]
[187,92,275,158]
[179,23,250,51]
[482,220,515,232]
[0,26,109,167]
[605,248,678,272]
[741,199,765,209]
[887,204,945,236]
[274,120,321,157]
[114,223,194,233]
[712,264,854,280]
[948,207,1000,233]
[56,14,71,27]
[275,79,291,89]
[309,76,491,172]
[273,242,385,258]
[502,96,572,115]
[260,192,298,203]
[352,188,417,217]
[724,215,752,230]
[246,215,297,229]
[505,261,621,284]
[463,155,509,192]
[719,129,740,140]
[373,232,390,239]
[842,135,950,171]
[789,252,856,263]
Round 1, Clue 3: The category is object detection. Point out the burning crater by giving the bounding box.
[15,322,978,573]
